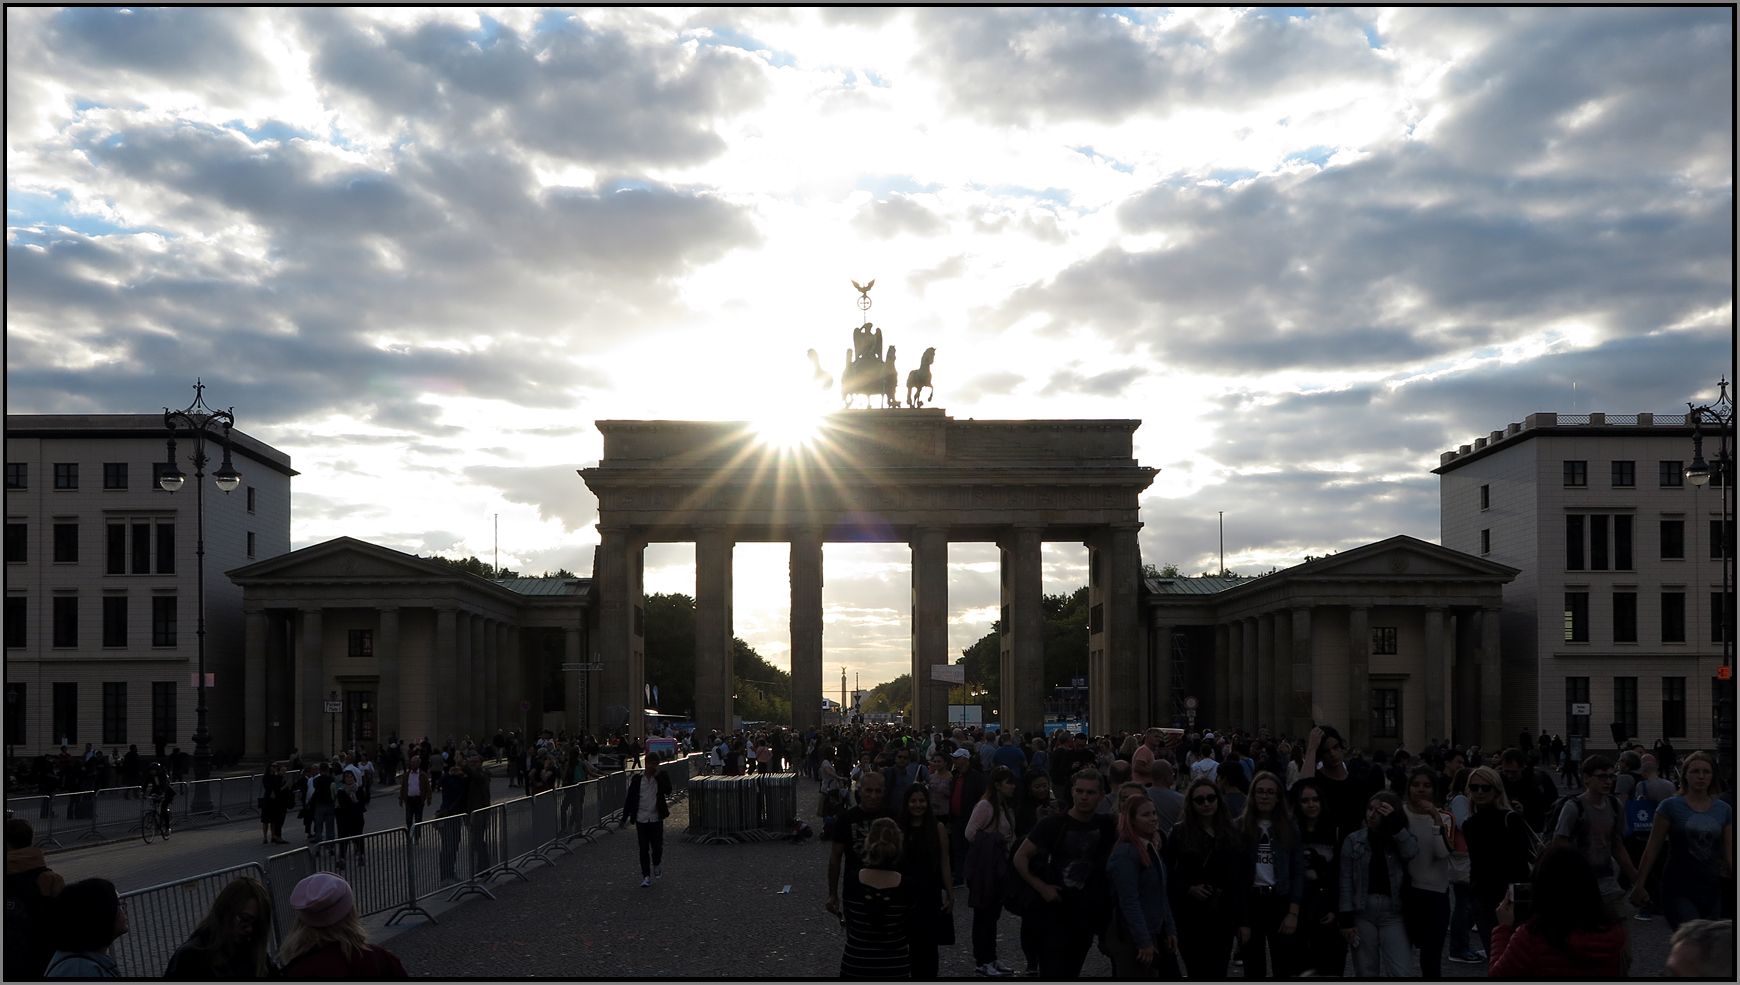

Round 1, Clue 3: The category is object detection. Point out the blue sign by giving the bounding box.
[1043,720,1088,737]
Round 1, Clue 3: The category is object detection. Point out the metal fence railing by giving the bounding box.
[686,770,796,842]
[113,862,280,979]
[8,774,273,849]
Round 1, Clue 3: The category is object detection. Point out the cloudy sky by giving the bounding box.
[7,7,1732,691]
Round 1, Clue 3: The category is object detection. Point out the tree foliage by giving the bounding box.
[642,592,791,724]
[950,586,1089,716]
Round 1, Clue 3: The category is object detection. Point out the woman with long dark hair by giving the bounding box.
[1488,844,1626,976]
[1236,770,1305,977]
[896,782,955,978]
[259,763,290,845]
[1292,778,1346,976]
[964,765,1019,977]
[1164,776,1245,977]
[1400,765,1453,976]
[164,876,277,978]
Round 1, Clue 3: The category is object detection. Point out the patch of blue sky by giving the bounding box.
[985,184,1073,206]
[861,69,891,88]
[1098,7,1162,26]
[1072,146,1136,173]
[1247,7,1314,22]
[692,25,798,68]
[1204,169,1260,185]
[532,9,573,35]
[855,175,943,197]
[468,14,504,46]
[599,178,661,195]
[223,119,314,144]
[1362,25,1383,49]
[6,189,140,237]
[73,98,112,113]
[1285,145,1336,168]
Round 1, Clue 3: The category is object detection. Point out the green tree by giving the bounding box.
[424,554,518,579]
[861,674,912,718]
[1042,587,1090,688]
[644,593,697,718]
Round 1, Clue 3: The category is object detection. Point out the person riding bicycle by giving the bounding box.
[141,762,175,831]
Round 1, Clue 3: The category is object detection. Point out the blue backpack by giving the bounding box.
[1625,774,1660,836]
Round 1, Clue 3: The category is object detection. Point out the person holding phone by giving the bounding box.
[1488,844,1625,976]
[1337,791,1419,977]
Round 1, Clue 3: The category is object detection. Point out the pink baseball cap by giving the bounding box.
[289,872,354,927]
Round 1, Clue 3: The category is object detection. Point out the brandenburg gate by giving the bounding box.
[579,410,1158,739]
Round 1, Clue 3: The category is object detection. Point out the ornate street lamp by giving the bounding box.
[1686,379,1734,781]
[161,381,241,801]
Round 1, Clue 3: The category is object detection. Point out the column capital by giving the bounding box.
[1348,603,1372,611]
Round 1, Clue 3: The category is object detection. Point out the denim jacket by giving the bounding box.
[1106,842,1178,949]
[1338,824,1419,919]
[1236,816,1307,903]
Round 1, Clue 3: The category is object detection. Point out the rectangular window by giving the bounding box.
[52,523,78,563]
[1371,626,1398,655]
[1661,592,1686,643]
[4,684,24,745]
[1614,677,1638,739]
[1611,460,1635,487]
[52,682,77,746]
[131,523,151,574]
[1615,514,1633,570]
[155,522,174,574]
[1590,514,1609,570]
[106,525,125,574]
[1712,519,1734,559]
[1371,688,1401,739]
[1089,603,1104,635]
[1714,591,1736,644]
[1661,519,1685,559]
[347,629,374,657]
[102,682,127,745]
[151,597,177,647]
[246,531,256,559]
[1660,461,1683,487]
[1564,460,1587,487]
[1564,592,1589,642]
[4,597,25,648]
[246,486,256,513]
[1613,592,1637,643]
[53,463,78,489]
[1566,676,1591,738]
[103,463,127,489]
[1566,515,1585,570]
[4,524,24,564]
[1480,529,1491,555]
[1479,484,1490,510]
[52,596,77,648]
[5,463,25,489]
[102,596,127,647]
[1662,677,1687,738]
[151,682,176,748]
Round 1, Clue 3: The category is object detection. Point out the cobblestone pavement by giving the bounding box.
[383,778,1677,979]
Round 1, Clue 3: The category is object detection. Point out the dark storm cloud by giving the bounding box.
[460,465,597,532]
[913,7,1386,127]
[852,194,947,239]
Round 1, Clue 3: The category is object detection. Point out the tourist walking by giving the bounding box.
[895,783,955,978]
[839,818,913,979]
[308,763,337,846]
[44,878,126,978]
[1630,750,1733,928]
[620,754,671,887]
[1458,765,1535,955]
[1337,790,1419,978]
[399,756,432,838]
[434,761,468,883]
[1013,768,1118,977]
[278,873,408,978]
[332,771,368,863]
[1236,771,1306,978]
[163,876,277,978]
[964,766,1019,977]
[1400,766,1454,977]
[1104,794,1179,979]
[259,764,291,845]
[1164,776,1244,977]
[1488,845,1626,976]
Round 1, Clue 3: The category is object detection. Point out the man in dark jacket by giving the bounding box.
[1499,748,1556,831]
[945,748,987,886]
[620,755,672,887]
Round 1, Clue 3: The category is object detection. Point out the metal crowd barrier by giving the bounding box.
[112,862,279,979]
[8,773,273,848]
[686,769,796,841]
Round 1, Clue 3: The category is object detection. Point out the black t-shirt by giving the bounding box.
[1300,772,1368,839]
[1026,811,1116,893]
[834,806,889,891]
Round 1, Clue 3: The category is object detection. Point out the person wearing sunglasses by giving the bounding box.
[1163,777,1244,977]
[1457,765,1536,958]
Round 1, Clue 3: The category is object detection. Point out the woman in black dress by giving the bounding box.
[1164,776,1246,978]
[841,817,912,979]
[259,763,291,845]
[896,783,955,977]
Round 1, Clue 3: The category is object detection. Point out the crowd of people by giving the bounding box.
[810,720,1734,979]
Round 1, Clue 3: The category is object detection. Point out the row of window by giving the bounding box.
[1558,460,1719,488]
[4,464,259,511]
[1564,676,1691,739]
[3,681,178,748]
[1563,591,1734,644]
[3,596,178,649]
[4,522,258,566]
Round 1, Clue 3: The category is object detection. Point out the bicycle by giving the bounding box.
[140,794,172,843]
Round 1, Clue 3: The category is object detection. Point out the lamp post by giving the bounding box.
[1685,379,1734,782]
[159,381,242,801]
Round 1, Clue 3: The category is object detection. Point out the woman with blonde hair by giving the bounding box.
[163,876,276,978]
[278,873,407,978]
[1456,765,1534,956]
[839,817,911,979]
[1629,750,1733,929]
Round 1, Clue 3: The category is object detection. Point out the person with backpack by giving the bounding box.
[1459,765,1536,956]
[6,818,66,980]
[1549,754,1640,969]
[1624,759,1676,920]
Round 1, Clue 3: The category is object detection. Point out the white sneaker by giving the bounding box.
[653,864,662,879]
[992,961,1015,974]
[640,876,651,888]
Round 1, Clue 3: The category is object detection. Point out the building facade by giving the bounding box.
[5,415,294,759]
[1436,411,1732,749]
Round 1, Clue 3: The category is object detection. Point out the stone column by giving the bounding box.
[503,625,521,735]
[1003,525,1045,734]
[494,621,511,736]
[790,530,825,732]
[1088,525,1143,734]
[477,617,495,738]
[244,609,267,760]
[910,527,950,731]
[1348,605,1371,749]
[695,527,736,736]
[1240,617,1258,731]
[1479,606,1503,751]
[1151,614,1174,730]
[596,526,632,737]
[1423,606,1448,749]
[1213,623,1230,730]
[298,609,324,756]
[376,607,401,746]
[434,607,458,745]
[564,628,584,735]
[1255,612,1274,732]
[453,611,474,740]
[1453,612,1480,747]
[1291,606,1314,738]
